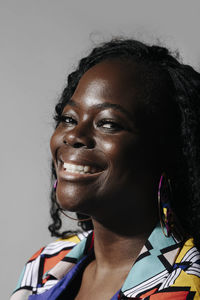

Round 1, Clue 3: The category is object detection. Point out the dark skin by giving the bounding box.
[50,59,173,299]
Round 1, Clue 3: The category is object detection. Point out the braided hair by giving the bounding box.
[48,39,200,250]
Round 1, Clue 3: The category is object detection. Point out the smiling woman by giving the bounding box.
[11,39,200,300]
[51,59,159,230]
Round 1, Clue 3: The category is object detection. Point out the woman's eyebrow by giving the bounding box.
[68,99,133,121]
[67,99,77,107]
[95,102,133,120]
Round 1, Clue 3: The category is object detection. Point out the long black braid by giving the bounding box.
[48,39,200,250]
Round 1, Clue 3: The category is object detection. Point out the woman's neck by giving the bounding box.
[91,219,155,271]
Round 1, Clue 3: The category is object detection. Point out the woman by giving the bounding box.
[11,39,200,299]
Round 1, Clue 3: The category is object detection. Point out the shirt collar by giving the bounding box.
[121,223,182,296]
[45,223,183,297]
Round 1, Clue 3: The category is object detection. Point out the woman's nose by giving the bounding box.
[63,124,95,149]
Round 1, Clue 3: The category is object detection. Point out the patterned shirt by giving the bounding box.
[11,224,200,299]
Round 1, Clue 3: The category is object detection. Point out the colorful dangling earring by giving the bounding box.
[158,172,174,237]
[53,179,57,190]
[53,179,92,222]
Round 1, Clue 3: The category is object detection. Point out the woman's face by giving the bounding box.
[50,59,163,225]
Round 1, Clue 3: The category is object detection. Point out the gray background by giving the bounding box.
[1,0,200,298]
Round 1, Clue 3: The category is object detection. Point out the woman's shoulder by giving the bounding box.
[26,231,88,269]
[172,238,200,287]
[29,231,88,259]
[10,231,90,299]
[155,237,200,299]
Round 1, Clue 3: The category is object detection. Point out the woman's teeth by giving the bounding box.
[63,163,97,174]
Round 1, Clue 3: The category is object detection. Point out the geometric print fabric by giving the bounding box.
[10,224,200,300]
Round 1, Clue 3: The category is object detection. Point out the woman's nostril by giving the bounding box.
[73,142,85,148]
[63,136,95,149]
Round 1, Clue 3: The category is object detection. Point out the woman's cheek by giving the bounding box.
[50,129,62,158]
[101,140,115,153]
[100,134,135,162]
[50,134,55,155]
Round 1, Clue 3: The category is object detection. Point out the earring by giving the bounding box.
[158,172,174,237]
[53,179,57,189]
[53,179,92,222]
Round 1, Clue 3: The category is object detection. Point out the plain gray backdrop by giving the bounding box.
[1,0,200,298]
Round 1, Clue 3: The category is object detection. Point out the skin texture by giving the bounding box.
[50,59,174,299]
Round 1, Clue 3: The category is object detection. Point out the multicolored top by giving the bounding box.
[11,224,200,299]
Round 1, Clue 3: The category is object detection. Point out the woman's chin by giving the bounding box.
[56,190,91,214]
[57,196,84,212]
[55,181,98,213]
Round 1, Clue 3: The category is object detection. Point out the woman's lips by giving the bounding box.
[63,162,101,174]
[57,159,106,182]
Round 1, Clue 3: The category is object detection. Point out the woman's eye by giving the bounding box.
[97,120,123,131]
[59,115,77,126]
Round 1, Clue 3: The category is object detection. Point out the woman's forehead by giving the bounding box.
[69,59,177,134]
[72,59,146,111]
[77,59,144,91]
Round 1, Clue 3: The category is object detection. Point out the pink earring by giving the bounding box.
[54,179,57,190]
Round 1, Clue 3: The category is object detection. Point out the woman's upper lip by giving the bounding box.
[56,152,108,171]
[59,159,105,171]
